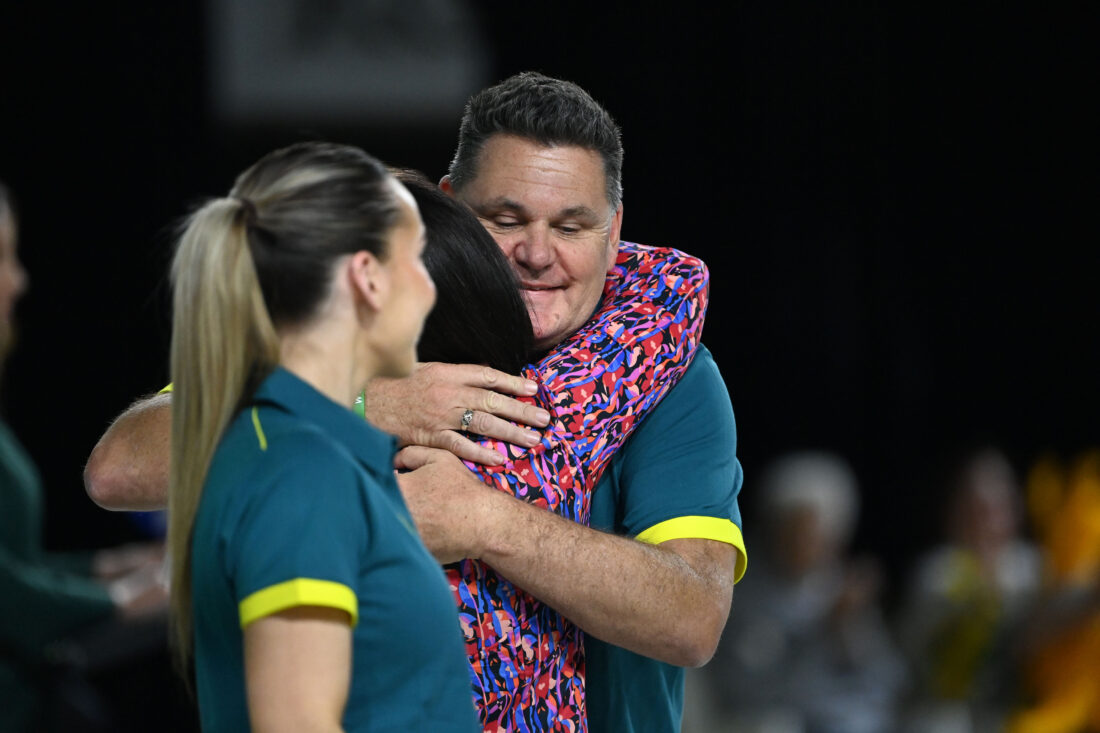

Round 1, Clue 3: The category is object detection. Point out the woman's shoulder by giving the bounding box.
[212,407,354,488]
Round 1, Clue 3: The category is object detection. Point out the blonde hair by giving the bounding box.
[167,142,400,670]
[167,198,279,665]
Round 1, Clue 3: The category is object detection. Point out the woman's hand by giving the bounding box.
[365,362,549,465]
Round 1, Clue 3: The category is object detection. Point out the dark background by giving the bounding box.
[0,3,1094,608]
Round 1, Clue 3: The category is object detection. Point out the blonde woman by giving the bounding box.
[167,142,478,731]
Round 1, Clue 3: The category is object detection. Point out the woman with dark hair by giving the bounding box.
[396,169,533,374]
[167,143,478,731]
[388,169,711,731]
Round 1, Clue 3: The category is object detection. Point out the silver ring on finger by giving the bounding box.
[460,408,474,433]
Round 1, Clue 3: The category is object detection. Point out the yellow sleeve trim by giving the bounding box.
[159,383,173,393]
[239,578,358,628]
[635,516,748,584]
[251,407,268,451]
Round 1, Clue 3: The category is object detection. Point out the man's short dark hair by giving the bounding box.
[448,71,624,209]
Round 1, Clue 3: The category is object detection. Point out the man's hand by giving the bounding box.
[367,363,550,466]
[394,445,502,563]
[395,445,737,667]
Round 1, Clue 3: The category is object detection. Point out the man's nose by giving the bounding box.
[513,225,553,274]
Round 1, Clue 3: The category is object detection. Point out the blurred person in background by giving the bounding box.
[697,450,905,733]
[895,445,1042,733]
[0,180,168,732]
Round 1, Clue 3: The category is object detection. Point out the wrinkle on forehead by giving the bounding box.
[496,147,598,190]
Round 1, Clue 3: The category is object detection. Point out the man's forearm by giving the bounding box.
[84,393,172,511]
[477,488,736,667]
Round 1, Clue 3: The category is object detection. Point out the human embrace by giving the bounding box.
[86,72,747,732]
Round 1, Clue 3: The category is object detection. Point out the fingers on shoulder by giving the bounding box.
[440,431,503,466]
[395,445,439,473]
[475,364,532,395]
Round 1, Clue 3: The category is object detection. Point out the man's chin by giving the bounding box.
[531,326,559,352]
[529,307,596,352]
[531,324,573,353]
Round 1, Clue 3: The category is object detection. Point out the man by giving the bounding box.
[85,72,746,731]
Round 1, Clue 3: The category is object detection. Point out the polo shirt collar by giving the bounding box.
[249,366,397,479]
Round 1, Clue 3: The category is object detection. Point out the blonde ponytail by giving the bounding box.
[167,198,279,667]
[163,141,400,674]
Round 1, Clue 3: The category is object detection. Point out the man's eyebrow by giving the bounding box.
[557,205,601,221]
[472,198,601,221]
[471,197,527,214]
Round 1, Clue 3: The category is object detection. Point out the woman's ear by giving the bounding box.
[348,250,387,313]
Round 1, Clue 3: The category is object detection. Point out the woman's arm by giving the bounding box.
[244,606,352,733]
[483,242,710,482]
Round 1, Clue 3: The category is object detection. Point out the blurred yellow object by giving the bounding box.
[1025,453,1065,545]
[1008,450,1100,733]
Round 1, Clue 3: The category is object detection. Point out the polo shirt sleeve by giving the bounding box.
[608,348,747,582]
[222,429,365,628]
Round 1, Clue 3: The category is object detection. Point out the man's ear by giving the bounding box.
[439,175,455,197]
[348,250,387,313]
[606,203,624,272]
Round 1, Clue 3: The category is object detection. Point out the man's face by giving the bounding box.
[447,134,623,351]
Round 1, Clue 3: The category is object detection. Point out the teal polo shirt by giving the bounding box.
[191,367,478,732]
[586,346,746,733]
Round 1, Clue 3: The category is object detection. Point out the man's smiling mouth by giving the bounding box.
[520,282,562,291]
